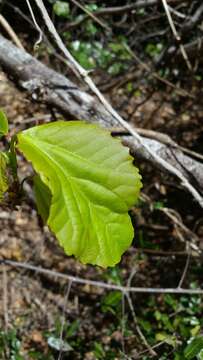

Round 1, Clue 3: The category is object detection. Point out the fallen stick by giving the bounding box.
[1,259,203,295]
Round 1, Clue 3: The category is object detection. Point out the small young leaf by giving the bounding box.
[0,109,8,137]
[53,1,70,17]
[0,152,9,200]
[17,121,142,267]
[184,337,203,360]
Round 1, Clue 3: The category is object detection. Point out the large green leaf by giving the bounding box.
[0,152,9,200]
[17,121,142,267]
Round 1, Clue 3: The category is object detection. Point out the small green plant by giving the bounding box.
[53,1,70,18]
[0,111,142,267]
[0,329,23,360]
[136,288,203,359]
[67,36,132,75]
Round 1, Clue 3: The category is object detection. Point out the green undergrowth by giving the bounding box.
[1,275,202,359]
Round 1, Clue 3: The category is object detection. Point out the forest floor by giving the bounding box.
[0,67,202,360]
[0,2,203,358]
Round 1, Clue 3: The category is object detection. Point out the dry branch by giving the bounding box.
[1,259,203,295]
[0,34,203,205]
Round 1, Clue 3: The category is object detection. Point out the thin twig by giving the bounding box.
[2,266,9,331]
[136,248,194,257]
[64,0,188,30]
[121,292,126,355]
[25,0,43,49]
[58,280,72,360]
[0,14,24,49]
[161,0,192,70]
[168,5,187,19]
[137,195,200,255]
[135,338,170,358]
[86,0,182,16]
[126,293,157,357]
[160,207,200,253]
[1,259,203,295]
[69,0,110,31]
[183,3,203,31]
[126,266,156,357]
[178,248,191,288]
[123,43,194,99]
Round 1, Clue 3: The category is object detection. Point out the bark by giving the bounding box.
[0,34,203,195]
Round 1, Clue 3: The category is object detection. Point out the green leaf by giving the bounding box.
[53,1,70,17]
[184,337,203,360]
[0,109,8,137]
[101,290,122,313]
[33,175,51,222]
[66,319,80,338]
[17,121,142,267]
[155,333,177,348]
[198,349,203,360]
[93,342,105,359]
[0,152,9,200]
